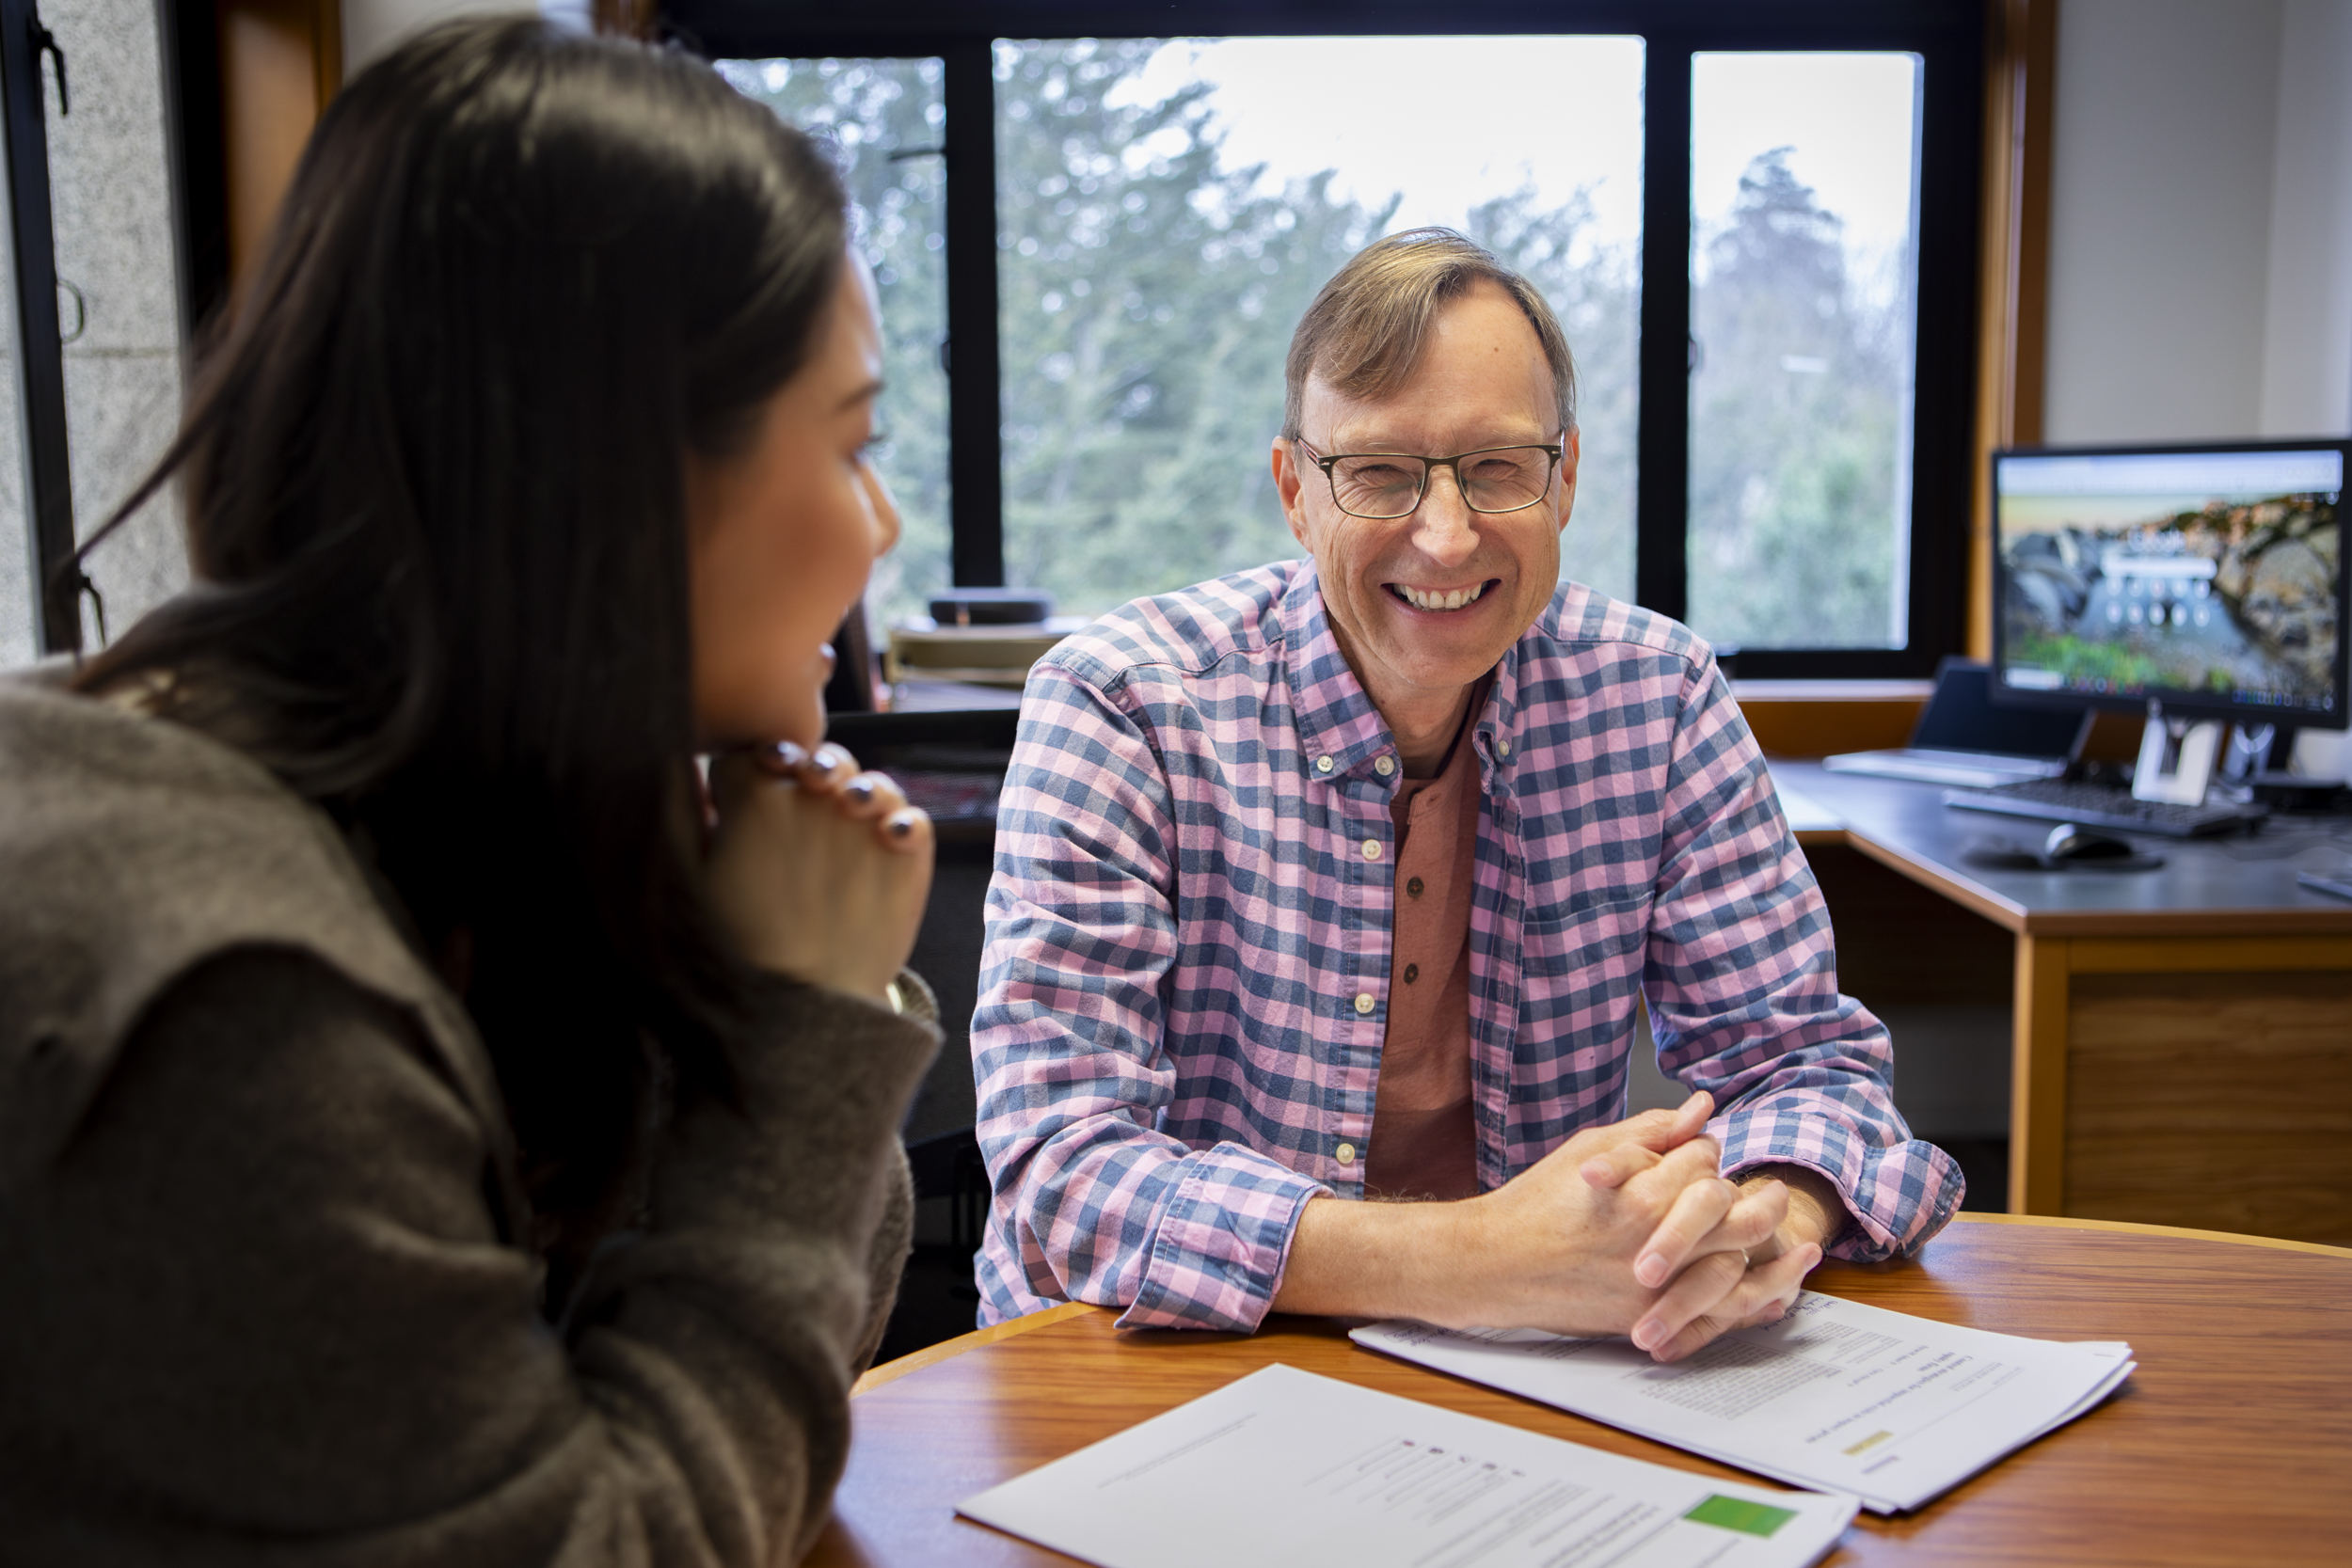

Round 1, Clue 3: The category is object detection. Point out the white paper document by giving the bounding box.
[957,1363,1856,1568]
[1353,1293,2135,1514]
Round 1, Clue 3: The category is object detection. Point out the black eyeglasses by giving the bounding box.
[1295,437,1565,520]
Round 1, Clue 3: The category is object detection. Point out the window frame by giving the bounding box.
[1,0,79,653]
[665,0,1985,678]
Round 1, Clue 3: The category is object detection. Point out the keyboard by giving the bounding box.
[1943,778,2265,838]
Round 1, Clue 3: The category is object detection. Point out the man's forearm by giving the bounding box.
[1737,1164,1847,1251]
[1269,1194,1485,1324]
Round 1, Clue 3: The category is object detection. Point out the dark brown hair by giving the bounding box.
[71,17,848,1299]
[1281,228,1577,439]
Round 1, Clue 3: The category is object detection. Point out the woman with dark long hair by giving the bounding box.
[0,18,938,1561]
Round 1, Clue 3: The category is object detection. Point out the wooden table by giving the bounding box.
[812,1216,2352,1568]
[1772,763,2352,1242]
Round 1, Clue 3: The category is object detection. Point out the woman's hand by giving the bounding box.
[702,741,933,1006]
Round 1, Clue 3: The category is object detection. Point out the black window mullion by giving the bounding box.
[0,0,75,654]
[1633,33,1691,626]
[941,38,1002,589]
[1899,18,1982,677]
[158,0,231,347]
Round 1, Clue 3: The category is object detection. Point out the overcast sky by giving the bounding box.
[1101,38,1921,271]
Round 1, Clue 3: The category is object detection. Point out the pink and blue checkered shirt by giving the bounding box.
[972,561,1961,1331]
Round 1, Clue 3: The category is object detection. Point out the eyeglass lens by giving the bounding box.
[1327,449,1553,519]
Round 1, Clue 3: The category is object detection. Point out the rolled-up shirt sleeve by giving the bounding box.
[973,660,1327,1332]
[1643,655,1964,1261]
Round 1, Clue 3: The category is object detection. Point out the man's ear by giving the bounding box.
[1272,436,1313,549]
[1554,426,1581,534]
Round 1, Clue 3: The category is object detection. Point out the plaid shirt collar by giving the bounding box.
[1278,560,1537,785]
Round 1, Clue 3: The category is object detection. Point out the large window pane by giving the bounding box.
[720,56,949,626]
[1687,52,1922,651]
[995,36,1643,620]
[51,0,187,646]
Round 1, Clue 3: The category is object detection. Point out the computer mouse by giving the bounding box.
[1960,833,2045,869]
[2042,823,2136,862]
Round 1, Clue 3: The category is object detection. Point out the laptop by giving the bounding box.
[1822,657,2094,789]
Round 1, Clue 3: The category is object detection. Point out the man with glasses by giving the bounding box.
[972,230,1958,1353]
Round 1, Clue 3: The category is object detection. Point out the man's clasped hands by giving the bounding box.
[703,738,1835,1367]
[1272,1091,1837,1364]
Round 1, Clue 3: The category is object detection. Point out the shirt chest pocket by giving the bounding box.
[1516,895,1652,993]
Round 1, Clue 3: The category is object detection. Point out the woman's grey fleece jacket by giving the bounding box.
[0,673,940,1564]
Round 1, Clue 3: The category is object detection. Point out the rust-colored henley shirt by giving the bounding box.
[1362,683,1488,1201]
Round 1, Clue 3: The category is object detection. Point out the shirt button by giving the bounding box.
[1497,737,1512,756]
[1374,754,1395,776]
[1354,992,1375,1015]
[1362,838,1383,861]
[1404,963,1420,984]
[1316,755,1335,773]
[1406,876,1425,898]
[1336,1142,1358,1165]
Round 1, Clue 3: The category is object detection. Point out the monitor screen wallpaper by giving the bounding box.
[1994,446,2344,723]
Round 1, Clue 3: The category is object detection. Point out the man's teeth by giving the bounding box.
[1396,582,1488,611]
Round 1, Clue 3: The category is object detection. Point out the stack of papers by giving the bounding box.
[960,1364,1858,1568]
[1354,1291,2134,1513]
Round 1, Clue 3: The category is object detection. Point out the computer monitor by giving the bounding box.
[1991,439,2347,740]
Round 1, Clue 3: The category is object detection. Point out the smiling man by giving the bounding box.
[972,230,1959,1354]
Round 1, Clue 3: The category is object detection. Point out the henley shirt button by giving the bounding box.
[1405,963,1420,984]
[1406,876,1425,898]
[1497,737,1513,756]
[1336,1142,1358,1165]
[1374,754,1395,776]
[1362,838,1383,861]
[1316,754,1335,773]
[1354,992,1375,1015]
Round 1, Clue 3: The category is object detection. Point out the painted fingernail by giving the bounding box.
[845,776,878,804]
[885,809,920,840]
[756,740,809,774]
[812,744,851,775]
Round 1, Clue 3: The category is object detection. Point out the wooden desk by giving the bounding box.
[1772,763,2352,1243]
[816,1217,2352,1568]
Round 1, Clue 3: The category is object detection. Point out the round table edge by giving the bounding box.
[1955,1211,2352,1257]
[851,1212,2352,1395]
[853,1300,1098,1395]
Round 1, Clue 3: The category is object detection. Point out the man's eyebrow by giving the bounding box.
[836,378,885,412]
[1331,428,1545,452]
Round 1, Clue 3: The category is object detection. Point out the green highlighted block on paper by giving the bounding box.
[1684,1494,1800,1538]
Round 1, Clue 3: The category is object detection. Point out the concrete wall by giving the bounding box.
[0,0,189,662]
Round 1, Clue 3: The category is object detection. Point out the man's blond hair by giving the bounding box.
[1281,228,1577,441]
